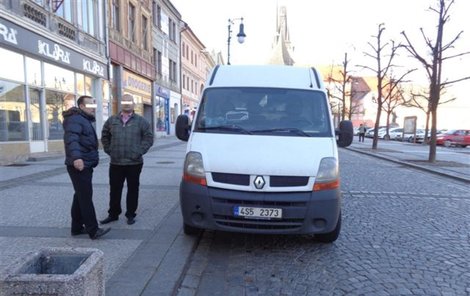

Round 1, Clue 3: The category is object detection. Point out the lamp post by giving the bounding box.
[227,17,246,65]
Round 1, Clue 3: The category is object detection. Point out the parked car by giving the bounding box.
[400,129,427,143]
[436,129,470,147]
[365,126,386,138]
[378,127,403,140]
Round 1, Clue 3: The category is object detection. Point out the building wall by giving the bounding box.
[0,0,108,165]
[107,0,154,130]
[151,0,181,136]
[181,24,211,118]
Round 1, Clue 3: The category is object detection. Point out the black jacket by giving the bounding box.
[62,107,99,168]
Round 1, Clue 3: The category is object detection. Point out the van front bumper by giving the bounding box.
[179,181,341,235]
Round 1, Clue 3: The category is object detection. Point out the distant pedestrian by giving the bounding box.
[62,95,111,239]
[100,94,154,225]
[358,123,366,142]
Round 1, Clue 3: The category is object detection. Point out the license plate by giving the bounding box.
[234,206,282,219]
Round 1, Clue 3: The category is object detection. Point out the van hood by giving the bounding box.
[187,133,337,176]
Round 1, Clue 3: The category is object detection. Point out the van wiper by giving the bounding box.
[201,125,252,134]
[252,128,311,137]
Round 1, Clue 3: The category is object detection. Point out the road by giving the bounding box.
[176,147,470,296]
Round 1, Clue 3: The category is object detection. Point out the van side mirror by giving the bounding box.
[175,114,191,141]
[336,120,353,147]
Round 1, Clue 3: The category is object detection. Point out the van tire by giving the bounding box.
[315,212,341,243]
[183,223,200,235]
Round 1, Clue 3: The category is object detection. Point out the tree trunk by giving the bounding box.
[428,109,437,162]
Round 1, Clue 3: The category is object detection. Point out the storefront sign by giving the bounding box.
[83,59,104,76]
[0,17,108,79]
[0,21,17,45]
[155,85,170,98]
[38,40,70,64]
[122,70,152,96]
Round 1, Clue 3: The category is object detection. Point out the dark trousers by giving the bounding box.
[359,133,365,142]
[108,163,143,219]
[66,166,98,236]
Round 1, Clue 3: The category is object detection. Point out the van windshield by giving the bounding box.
[193,87,332,137]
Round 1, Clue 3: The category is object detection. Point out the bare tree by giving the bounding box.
[401,0,470,162]
[404,86,456,143]
[326,53,353,121]
[359,23,401,149]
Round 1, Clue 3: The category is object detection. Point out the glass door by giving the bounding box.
[28,87,46,153]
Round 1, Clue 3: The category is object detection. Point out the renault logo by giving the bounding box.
[253,176,265,189]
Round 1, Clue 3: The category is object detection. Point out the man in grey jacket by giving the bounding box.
[100,94,154,225]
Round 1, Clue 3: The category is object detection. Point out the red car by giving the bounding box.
[436,129,470,147]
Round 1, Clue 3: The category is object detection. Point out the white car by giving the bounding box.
[378,127,403,140]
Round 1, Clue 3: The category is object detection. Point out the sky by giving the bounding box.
[171,0,470,128]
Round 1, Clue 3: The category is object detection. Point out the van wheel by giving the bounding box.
[315,212,341,243]
[444,140,452,147]
[183,223,200,235]
[384,135,390,140]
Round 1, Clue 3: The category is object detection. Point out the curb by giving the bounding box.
[345,147,470,184]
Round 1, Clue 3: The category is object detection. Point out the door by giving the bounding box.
[28,87,47,153]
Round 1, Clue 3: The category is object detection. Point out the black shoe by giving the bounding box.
[100,216,118,224]
[71,228,87,236]
[91,227,111,240]
[127,217,135,225]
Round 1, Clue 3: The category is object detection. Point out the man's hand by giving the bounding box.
[73,159,84,171]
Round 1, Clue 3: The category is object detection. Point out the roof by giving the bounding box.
[207,65,325,90]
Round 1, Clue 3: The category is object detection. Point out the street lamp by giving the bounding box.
[227,17,246,65]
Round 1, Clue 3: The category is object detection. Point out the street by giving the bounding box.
[1,137,469,296]
[177,147,470,296]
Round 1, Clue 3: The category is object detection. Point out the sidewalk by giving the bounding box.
[0,136,468,296]
[0,136,198,296]
[347,139,470,184]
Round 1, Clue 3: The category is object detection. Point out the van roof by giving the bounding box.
[207,65,325,91]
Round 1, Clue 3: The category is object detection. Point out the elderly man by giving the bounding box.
[100,94,154,225]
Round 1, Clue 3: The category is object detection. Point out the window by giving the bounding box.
[128,3,136,42]
[78,0,97,36]
[142,15,148,50]
[169,19,176,41]
[182,74,186,89]
[112,0,120,31]
[157,50,162,76]
[54,1,72,22]
[156,5,161,29]
[169,59,177,82]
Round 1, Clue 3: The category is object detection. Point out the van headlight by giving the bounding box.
[183,152,207,186]
[313,157,339,191]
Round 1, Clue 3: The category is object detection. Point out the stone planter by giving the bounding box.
[0,247,104,296]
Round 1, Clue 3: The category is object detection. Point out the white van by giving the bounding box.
[175,65,353,242]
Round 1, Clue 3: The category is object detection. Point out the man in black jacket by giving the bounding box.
[100,94,154,225]
[63,95,110,239]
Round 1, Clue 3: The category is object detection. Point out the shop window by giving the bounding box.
[0,48,24,83]
[46,90,73,140]
[76,73,85,95]
[44,63,74,92]
[0,80,27,142]
[26,57,42,87]
[155,97,166,131]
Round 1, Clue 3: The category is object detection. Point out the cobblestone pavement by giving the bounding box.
[177,149,470,296]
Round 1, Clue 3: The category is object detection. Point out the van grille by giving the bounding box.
[213,215,303,230]
[212,172,249,185]
[211,173,309,187]
[212,197,306,207]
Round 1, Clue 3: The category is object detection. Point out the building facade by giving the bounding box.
[107,0,153,127]
[0,0,108,165]
[151,0,181,136]
[180,23,214,119]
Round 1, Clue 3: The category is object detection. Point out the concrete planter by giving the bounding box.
[0,247,104,296]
